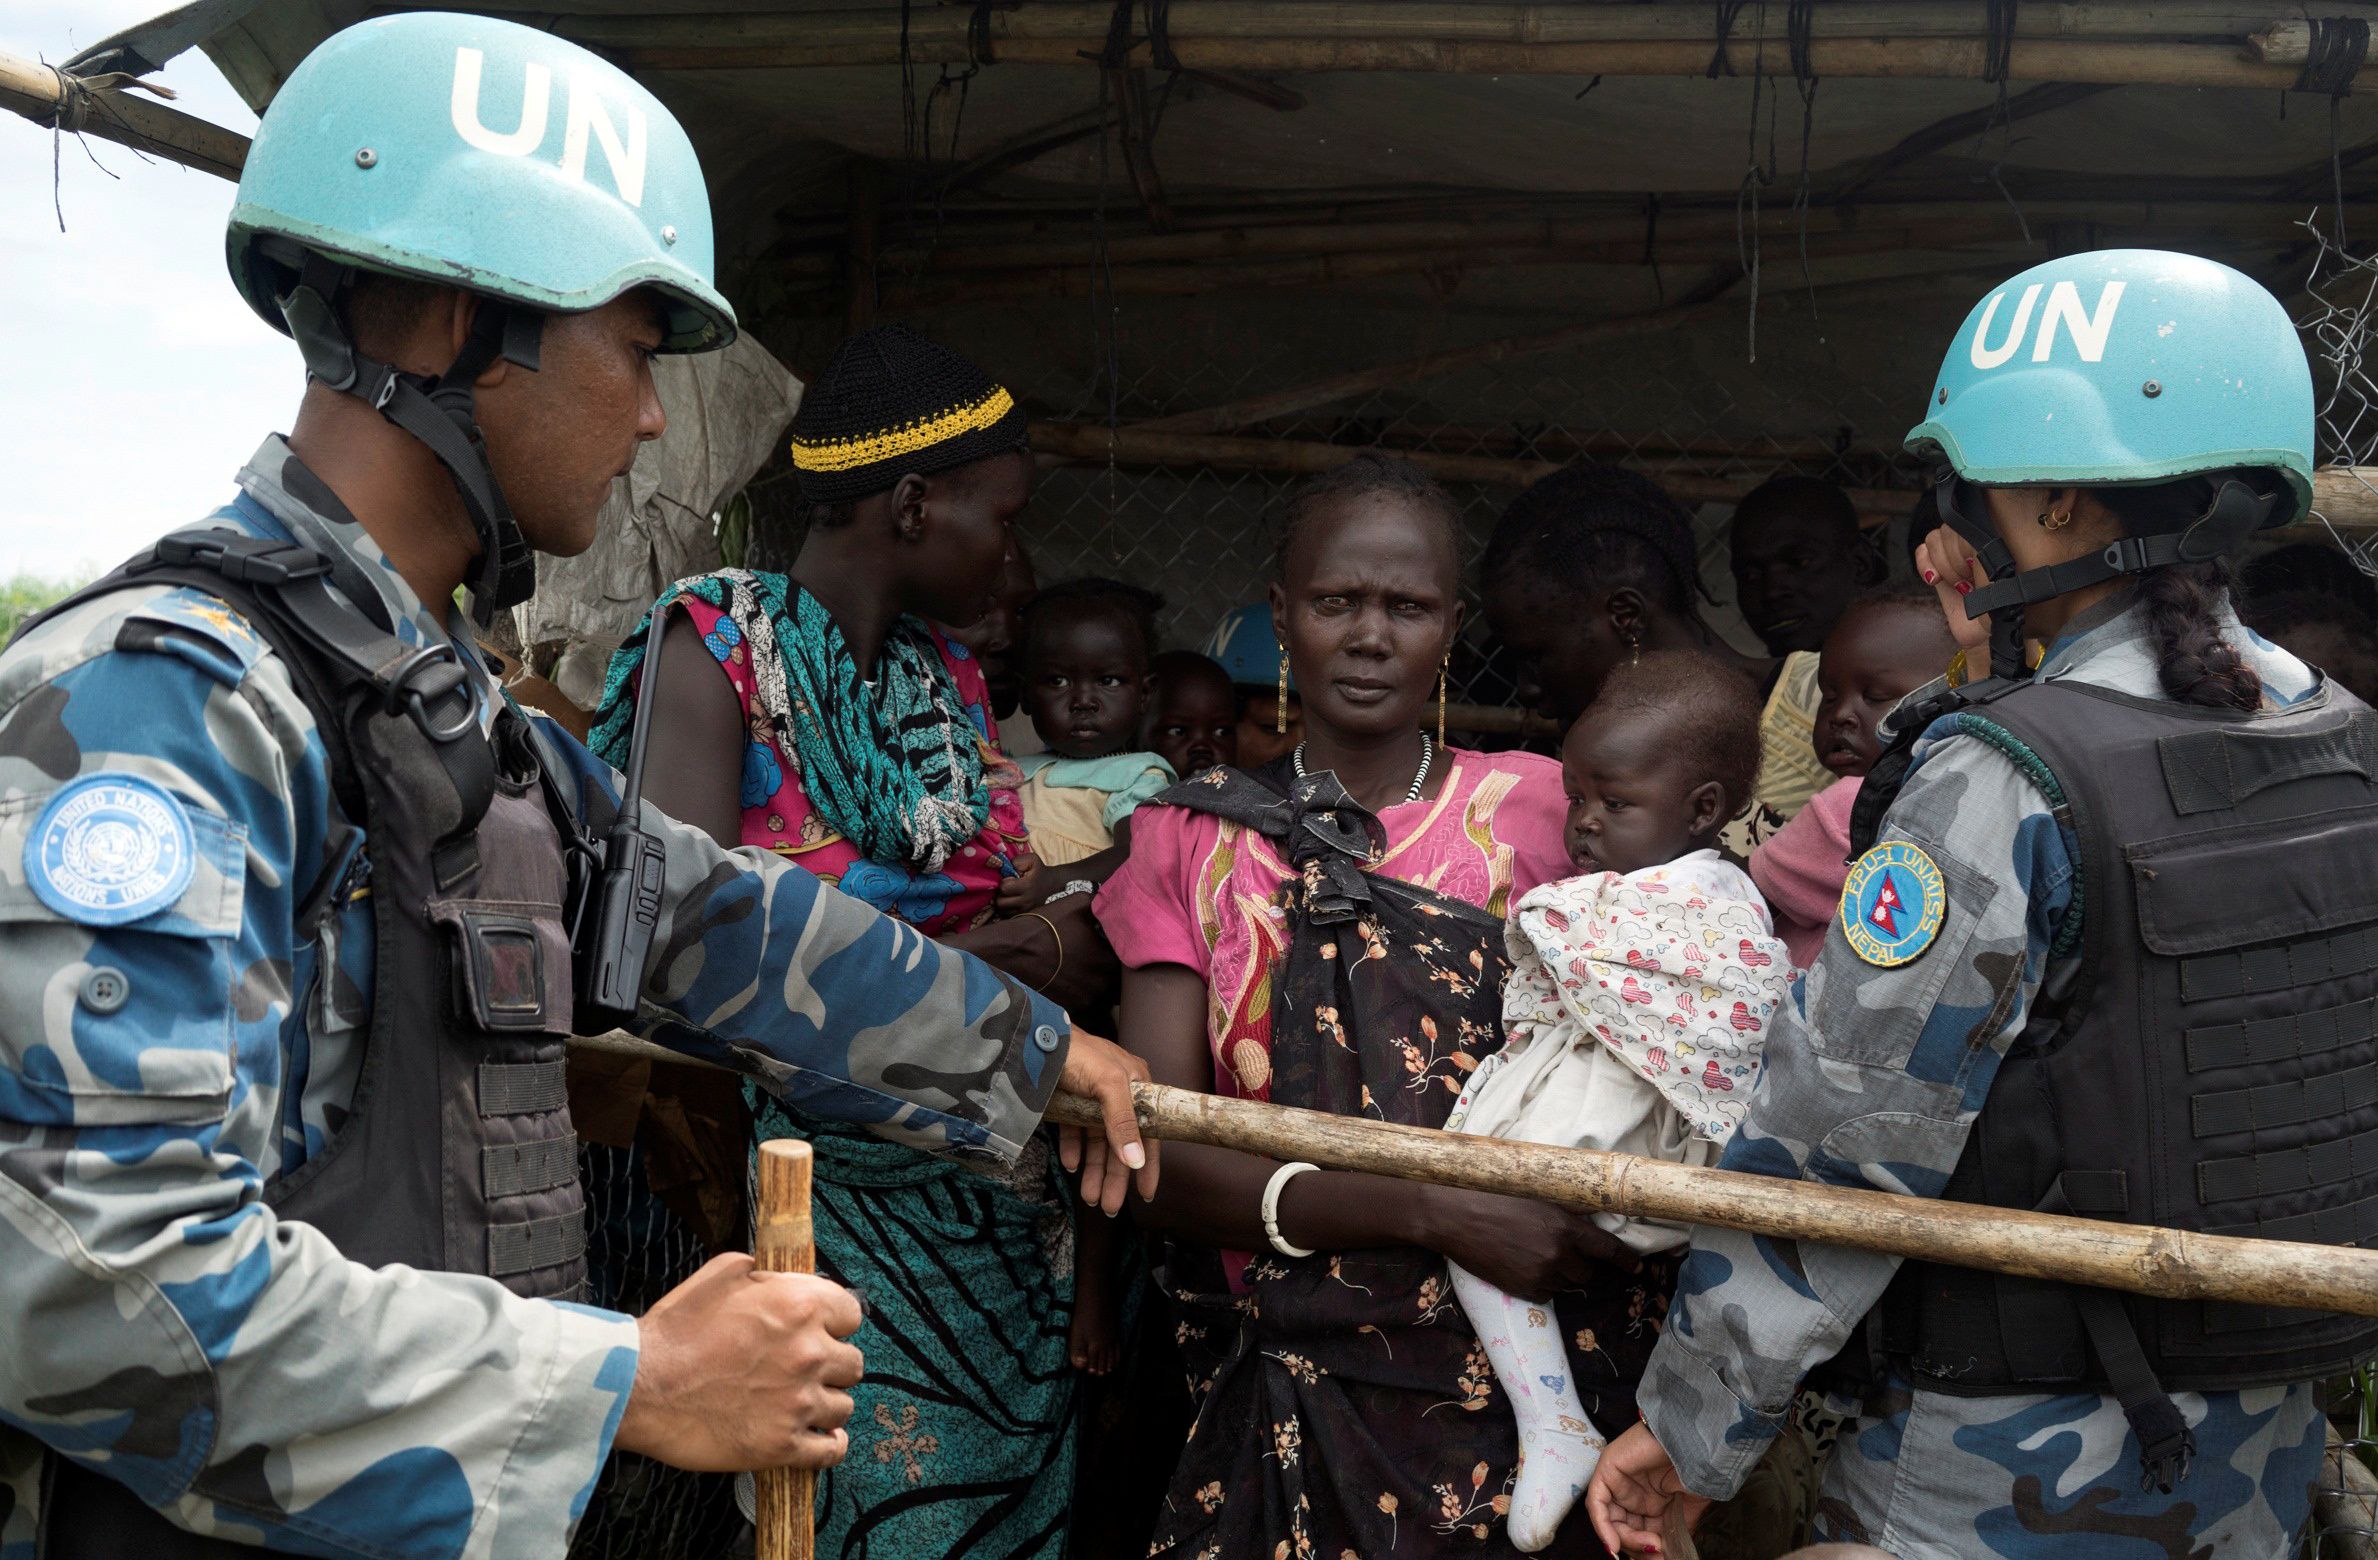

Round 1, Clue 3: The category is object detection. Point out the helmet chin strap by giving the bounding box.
[1929,472,2274,681]
[272,246,545,627]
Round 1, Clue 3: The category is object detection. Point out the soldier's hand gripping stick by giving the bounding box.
[756,1139,818,1560]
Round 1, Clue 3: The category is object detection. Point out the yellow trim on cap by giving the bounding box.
[790,386,1018,473]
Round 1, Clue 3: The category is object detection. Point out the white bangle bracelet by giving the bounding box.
[1261,1160,1320,1258]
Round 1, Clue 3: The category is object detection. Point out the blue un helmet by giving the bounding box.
[1904,249,2314,676]
[227,12,736,619]
[1202,602,1296,693]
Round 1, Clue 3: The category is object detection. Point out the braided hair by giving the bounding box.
[2090,474,2269,713]
[1482,463,1706,612]
[1274,453,1466,578]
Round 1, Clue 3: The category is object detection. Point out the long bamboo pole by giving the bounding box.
[1135,284,1740,435]
[1037,1082,2378,1318]
[1033,419,2378,531]
[753,1139,817,1560]
[615,34,2337,88]
[880,230,1952,309]
[883,199,2304,274]
[563,1032,2378,1321]
[562,2,2376,50]
[1029,418,1917,518]
[0,49,247,180]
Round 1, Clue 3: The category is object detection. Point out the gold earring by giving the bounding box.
[1626,632,1642,666]
[1437,655,1450,750]
[1276,654,1290,735]
[2039,507,2073,531]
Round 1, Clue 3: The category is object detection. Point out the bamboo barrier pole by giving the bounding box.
[0,48,248,181]
[563,2,2376,50]
[1029,418,1917,519]
[1135,288,1740,435]
[753,1139,818,1560]
[880,229,1953,309]
[615,33,2337,88]
[1443,700,1563,739]
[1040,1082,2378,1317]
[884,199,2306,274]
[564,1033,2378,1320]
[1035,420,2378,534]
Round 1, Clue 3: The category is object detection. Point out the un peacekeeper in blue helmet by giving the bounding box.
[1586,251,2368,1557]
[0,13,1154,1557]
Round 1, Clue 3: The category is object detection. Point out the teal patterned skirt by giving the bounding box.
[749,1090,1079,1559]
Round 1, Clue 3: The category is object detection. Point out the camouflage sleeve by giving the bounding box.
[0,594,637,1557]
[532,721,1067,1166]
[1639,727,2076,1498]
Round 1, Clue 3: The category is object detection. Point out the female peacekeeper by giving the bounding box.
[1586,249,2378,1557]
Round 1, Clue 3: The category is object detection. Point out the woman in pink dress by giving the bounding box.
[1097,455,1661,1559]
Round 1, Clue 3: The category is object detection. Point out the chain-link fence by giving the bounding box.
[740,276,1973,709]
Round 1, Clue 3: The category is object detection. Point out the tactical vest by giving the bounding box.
[1855,671,2378,1486]
[26,530,597,1558]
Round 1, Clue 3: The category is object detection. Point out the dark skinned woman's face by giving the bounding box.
[1271,496,1461,744]
[1483,571,1627,726]
[903,450,1034,628]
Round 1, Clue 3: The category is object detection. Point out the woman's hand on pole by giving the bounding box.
[1412,1184,1640,1302]
[1056,1027,1159,1215]
[1586,1423,1710,1557]
[1914,525,1992,653]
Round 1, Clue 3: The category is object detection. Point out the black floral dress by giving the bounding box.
[1146,767,1676,1560]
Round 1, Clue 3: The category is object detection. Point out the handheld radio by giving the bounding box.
[573,611,670,1031]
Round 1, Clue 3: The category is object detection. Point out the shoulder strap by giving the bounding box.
[25,529,499,844]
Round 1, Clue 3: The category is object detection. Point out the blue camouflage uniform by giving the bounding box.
[1640,597,2331,1557]
[0,437,1072,1557]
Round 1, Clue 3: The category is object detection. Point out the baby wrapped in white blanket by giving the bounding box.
[1445,849,1792,1550]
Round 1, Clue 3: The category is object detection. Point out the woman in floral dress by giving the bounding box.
[1096,456,1665,1558]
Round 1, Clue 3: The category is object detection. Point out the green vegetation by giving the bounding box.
[0,573,94,642]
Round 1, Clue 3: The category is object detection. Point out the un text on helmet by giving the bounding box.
[1969,280,2128,370]
[448,46,648,208]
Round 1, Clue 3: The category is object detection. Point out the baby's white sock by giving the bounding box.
[1448,1262,1607,1554]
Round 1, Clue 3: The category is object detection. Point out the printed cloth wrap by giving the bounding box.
[1457,852,1791,1151]
[1144,763,1666,1560]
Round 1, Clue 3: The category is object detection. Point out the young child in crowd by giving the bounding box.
[999,577,1174,1379]
[1445,652,1794,1553]
[1144,650,1240,778]
[1751,587,1960,968]
[1004,578,1177,879]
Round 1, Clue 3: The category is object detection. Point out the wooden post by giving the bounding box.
[0,49,248,181]
[754,1139,816,1560]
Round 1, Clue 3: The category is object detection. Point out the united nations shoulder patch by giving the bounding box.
[1840,839,1946,967]
[26,774,197,926]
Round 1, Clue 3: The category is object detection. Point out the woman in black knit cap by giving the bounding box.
[592,325,1104,1558]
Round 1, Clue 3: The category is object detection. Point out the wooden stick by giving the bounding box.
[614,34,2337,88]
[1136,281,1740,435]
[564,2,2377,50]
[1027,418,1917,520]
[564,1035,2378,1319]
[0,49,248,181]
[754,1139,816,1560]
[1037,1083,2378,1318]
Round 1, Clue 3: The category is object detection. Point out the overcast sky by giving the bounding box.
[2,2,290,581]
